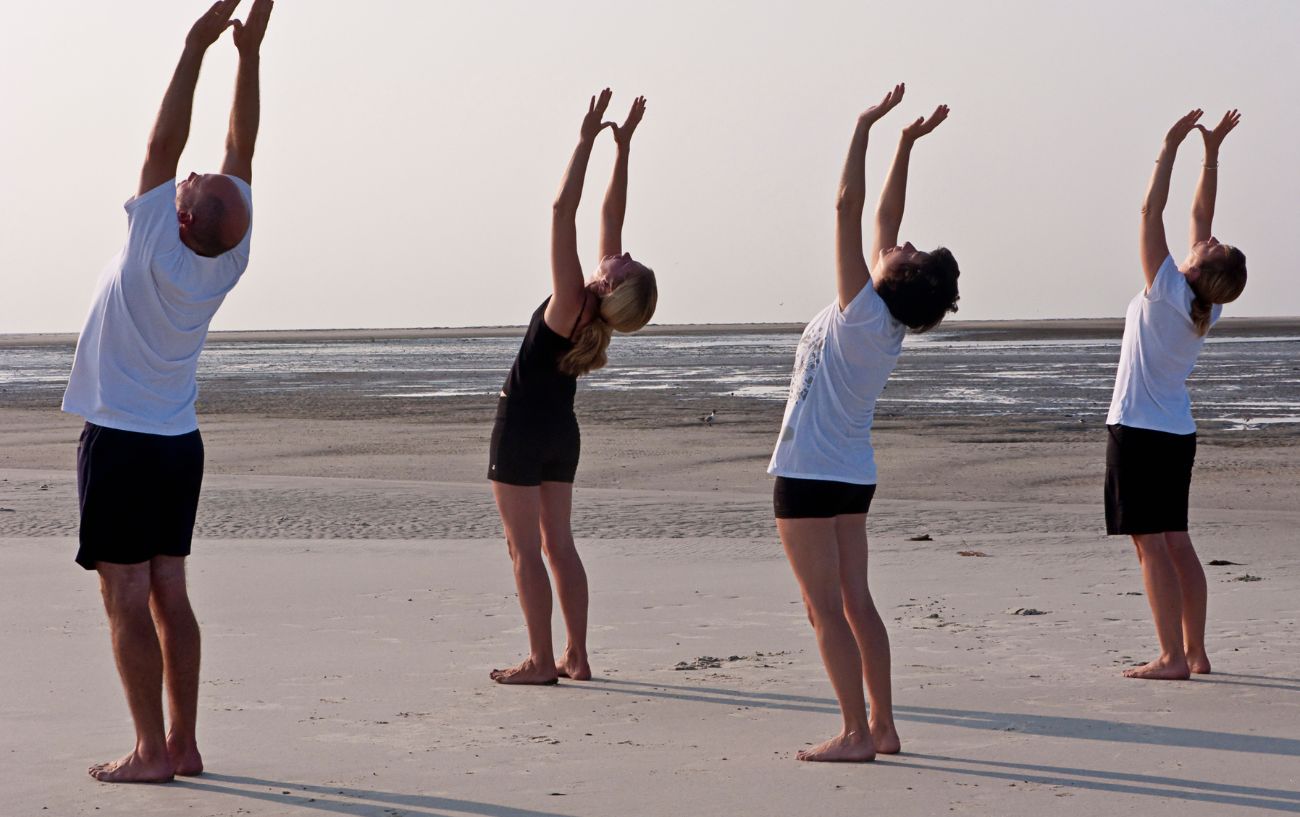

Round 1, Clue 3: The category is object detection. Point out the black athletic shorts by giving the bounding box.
[1104,424,1196,536]
[487,402,581,486]
[75,422,205,570]
[773,476,876,519]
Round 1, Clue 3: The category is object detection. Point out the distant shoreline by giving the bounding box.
[3,316,1298,348]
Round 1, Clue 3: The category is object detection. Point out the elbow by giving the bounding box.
[835,192,862,215]
[552,198,578,218]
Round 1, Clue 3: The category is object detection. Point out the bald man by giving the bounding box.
[61,0,274,784]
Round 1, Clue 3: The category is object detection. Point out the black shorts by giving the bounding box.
[1104,424,1196,536]
[773,476,876,519]
[75,422,205,570]
[487,404,581,486]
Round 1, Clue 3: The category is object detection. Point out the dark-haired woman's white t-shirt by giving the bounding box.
[768,280,905,485]
[1105,255,1221,435]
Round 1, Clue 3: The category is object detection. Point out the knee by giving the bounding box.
[802,590,845,630]
[506,535,543,567]
[1132,533,1168,556]
[541,529,578,562]
[841,587,878,623]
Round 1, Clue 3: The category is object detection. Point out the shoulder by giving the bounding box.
[1146,255,1186,302]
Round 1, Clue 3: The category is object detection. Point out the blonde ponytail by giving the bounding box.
[1189,245,1248,337]
[560,317,613,376]
[558,262,659,377]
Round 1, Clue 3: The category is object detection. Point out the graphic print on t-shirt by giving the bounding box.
[788,323,828,404]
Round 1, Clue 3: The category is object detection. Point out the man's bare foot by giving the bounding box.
[88,750,174,784]
[1186,648,1211,675]
[490,657,559,685]
[556,649,591,681]
[870,721,901,754]
[1123,656,1191,680]
[167,738,203,777]
[796,730,876,763]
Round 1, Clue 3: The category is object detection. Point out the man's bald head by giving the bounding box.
[176,173,250,257]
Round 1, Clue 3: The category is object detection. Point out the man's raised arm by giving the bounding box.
[222,0,275,184]
[140,1,243,196]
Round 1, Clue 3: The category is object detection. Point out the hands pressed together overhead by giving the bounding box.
[186,0,274,54]
[580,88,648,148]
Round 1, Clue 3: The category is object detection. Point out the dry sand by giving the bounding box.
[1,379,1298,816]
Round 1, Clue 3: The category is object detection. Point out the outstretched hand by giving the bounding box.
[610,96,647,148]
[1164,108,1204,147]
[232,0,274,55]
[1195,109,1241,151]
[860,83,905,126]
[581,89,613,142]
[902,104,950,141]
[186,0,241,50]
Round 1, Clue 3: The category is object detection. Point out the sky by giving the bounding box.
[1,1,1297,333]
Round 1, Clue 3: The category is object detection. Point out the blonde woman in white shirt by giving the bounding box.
[1105,109,1247,681]
[768,84,960,762]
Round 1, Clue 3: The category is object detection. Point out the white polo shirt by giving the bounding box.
[768,280,905,485]
[1106,255,1221,435]
[62,178,253,435]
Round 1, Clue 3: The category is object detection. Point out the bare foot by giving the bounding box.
[1186,648,1211,675]
[870,721,901,754]
[167,737,204,777]
[490,657,559,685]
[1123,656,1191,680]
[556,649,591,681]
[88,750,174,784]
[796,730,876,763]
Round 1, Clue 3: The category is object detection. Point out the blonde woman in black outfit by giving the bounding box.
[488,89,658,685]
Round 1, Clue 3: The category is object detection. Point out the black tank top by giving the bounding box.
[499,297,578,419]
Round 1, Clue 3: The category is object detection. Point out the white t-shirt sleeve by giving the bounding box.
[124,180,182,259]
[839,278,888,325]
[1146,255,1183,303]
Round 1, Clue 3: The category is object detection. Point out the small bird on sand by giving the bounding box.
[700,410,716,426]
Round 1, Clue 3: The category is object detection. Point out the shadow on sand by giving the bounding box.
[568,677,1300,811]
[177,773,577,817]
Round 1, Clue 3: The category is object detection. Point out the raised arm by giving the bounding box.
[834,84,904,309]
[872,102,949,274]
[221,0,274,184]
[1141,109,1201,287]
[547,89,612,331]
[598,96,647,261]
[140,1,242,196]
[1189,109,1240,248]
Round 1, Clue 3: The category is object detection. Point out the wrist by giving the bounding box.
[237,48,262,61]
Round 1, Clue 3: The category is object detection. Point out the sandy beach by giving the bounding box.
[2,329,1299,817]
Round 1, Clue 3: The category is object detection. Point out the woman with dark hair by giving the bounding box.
[1106,108,1246,681]
[487,89,657,685]
[767,83,960,762]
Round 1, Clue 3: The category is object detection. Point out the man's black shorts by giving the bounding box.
[75,422,205,570]
[1104,423,1196,536]
[487,402,581,486]
[773,476,877,519]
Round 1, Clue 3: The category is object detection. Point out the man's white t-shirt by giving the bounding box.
[1105,255,1220,435]
[62,178,253,436]
[768,280,905,485]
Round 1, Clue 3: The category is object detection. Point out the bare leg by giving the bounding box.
[1165,531,1210,673]
[778,517,876,762]
[539,481,591,680]
[1125,533,1191,680]
[90,563,175,783]
[490,482,558,685]
[835,514,899,753]
[149,556,203,775]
